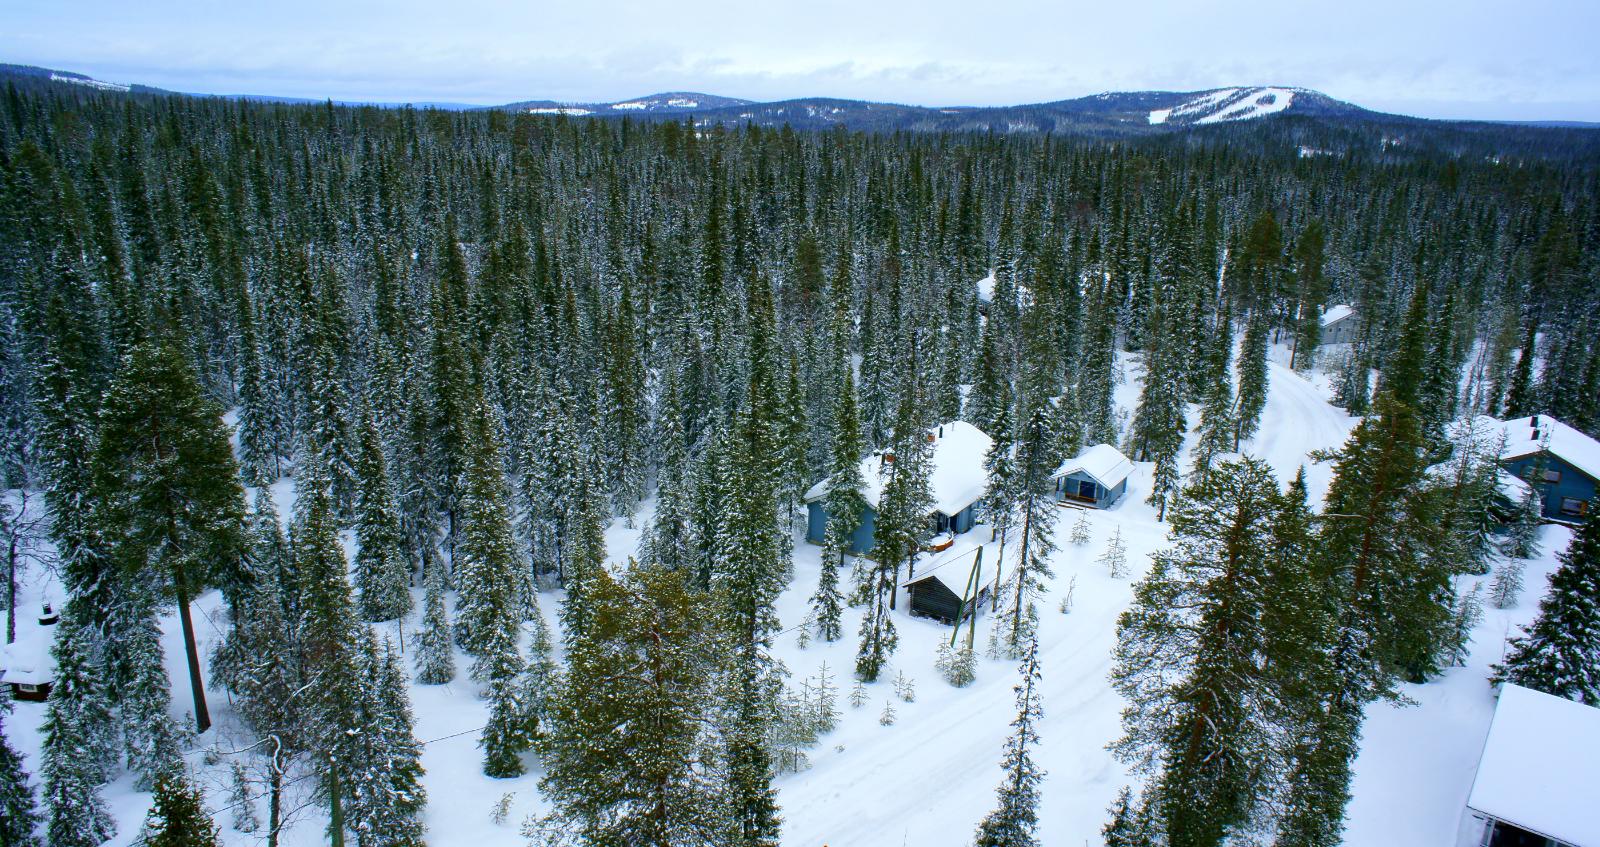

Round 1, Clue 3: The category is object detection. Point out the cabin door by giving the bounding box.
[1077,480,1098,501]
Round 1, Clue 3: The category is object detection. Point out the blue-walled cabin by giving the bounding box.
[1495,415,1599,522]
[1051,444,1133,509]
[803,421,994,555]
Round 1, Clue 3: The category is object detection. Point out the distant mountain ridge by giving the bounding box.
[2,61,1594,137]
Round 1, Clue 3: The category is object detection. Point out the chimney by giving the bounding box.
[39,603,58,627]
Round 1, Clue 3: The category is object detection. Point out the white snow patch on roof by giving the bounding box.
[1466,684,1600,847]
[1320,304,1354,326]
[975,272,996,304]
[804,421,994,517]
[1052,444,1133,489]
[0,617,57,686]
[905,544,1000,597]
[1494,414,1600,482]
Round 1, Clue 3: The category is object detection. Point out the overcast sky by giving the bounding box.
[4,0,1598,121]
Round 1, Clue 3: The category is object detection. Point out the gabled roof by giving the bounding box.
[1320,304,1354,326]
[1466,684,1600,847]
[804,421,995,517]
[1494,414,1600,483]
[905,545,1000,598]
[0,619,57,686]
[1052,444,1134,490]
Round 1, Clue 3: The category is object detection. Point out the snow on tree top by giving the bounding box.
[804,421,994,516]
[1493,414,1600,482]
[1051,444,1134,490]
[1466,683,1600,847]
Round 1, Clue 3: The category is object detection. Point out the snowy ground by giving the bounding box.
[1,347,1576,846]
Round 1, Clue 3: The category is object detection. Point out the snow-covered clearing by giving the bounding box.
[1,348,1576,846]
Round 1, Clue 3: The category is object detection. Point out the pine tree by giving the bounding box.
[1110,458,1283,847]
[992,404,1057,660]
[91,339,250,734]
[809,548,845,642]
[353,407,412,622]
[1233,309,1270,450]
[0,703,40,847]
[815,368,866,642]
[1099,526,1129,578]
[536,563,727,845]
[972,638,1044,847]
[1492,512,1600,704]
[142,769,221,847]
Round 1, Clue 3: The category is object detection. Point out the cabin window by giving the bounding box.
[1542,469,1562,483]
[18,684,36,693]
[1560,497,1587,516]
[1077,480,1097,500]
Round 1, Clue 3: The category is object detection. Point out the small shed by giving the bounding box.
[1,604,60,702]
[1052,444,1133,509]
[1319,304,1358,345]
[1462,684,1600,847]
[804,421,994,554]
[906,547,997,625]
[1492,414,1599,522]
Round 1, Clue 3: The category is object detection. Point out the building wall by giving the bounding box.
[1504,454,1596,520]
[806,500,878,553]
[1321,315,1357,345]
[1058,473,1127,509]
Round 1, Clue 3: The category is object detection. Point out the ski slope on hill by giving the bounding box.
[0,353,1575,847]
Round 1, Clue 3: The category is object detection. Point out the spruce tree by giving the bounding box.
[348,637,427,846]
[0,702,40,847]
[1492,512,1600,704]
[1110,457,1284,847]
[353,407,412,622]
[972,638,1044,847]
[1232,310,1270,451]
[40,607,116,847]
[536,563,727,845]
[415,556,456,685]
[143,769,221,847]
[992,404,1057,660]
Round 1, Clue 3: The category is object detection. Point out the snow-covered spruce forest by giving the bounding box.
[0,84,1597,847]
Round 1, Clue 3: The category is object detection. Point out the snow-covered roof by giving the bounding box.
[1320,304,1354,326]
[905,545,999,598]
[0,619,58,687]
[975,273,996,304]
[1466,684,1600,847]
[1051,444,1134,490]
[1495,414,1600,483]
[804,421,994,517]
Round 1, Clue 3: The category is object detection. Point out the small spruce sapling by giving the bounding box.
[1069,512,1091,545]
[1098,526,1128,578]
[1489,559,1525,609]
[490,793,515,826]
[849,679,869,709]
[878,700,897,726]
[227,761,259,833]
[894,671,916,703]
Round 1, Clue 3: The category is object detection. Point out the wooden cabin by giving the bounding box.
[1493,415,1598,522]
[1,604,59,702]
[805,421,994,555]
[1051,444,1133,509]
[906,547,996,625]
[1462,684,1598,847]
[1319,304,1358,345]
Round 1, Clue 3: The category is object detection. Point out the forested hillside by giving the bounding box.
[0,80,1596,847]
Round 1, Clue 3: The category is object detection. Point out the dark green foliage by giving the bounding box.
[0,698,40,846]
[1493,512,1600,704]
[972,638,1044,847]
[142,769,221,847]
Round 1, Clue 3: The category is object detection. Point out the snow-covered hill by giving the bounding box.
[504,91,751,115]
[1147,86,1299,126]
[0,349,1573,846]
